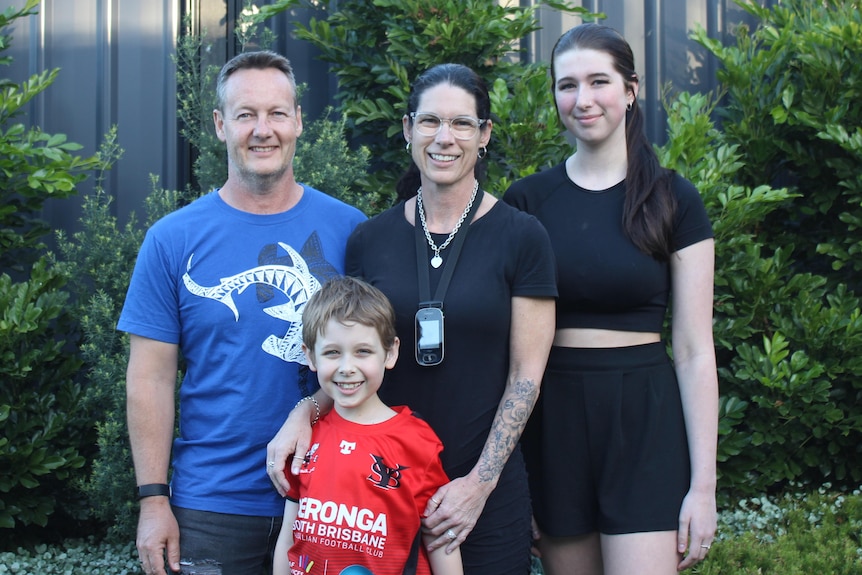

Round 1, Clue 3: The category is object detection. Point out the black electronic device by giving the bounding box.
[415,306,444,366]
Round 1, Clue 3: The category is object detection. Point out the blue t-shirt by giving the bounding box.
[118,186,366,516]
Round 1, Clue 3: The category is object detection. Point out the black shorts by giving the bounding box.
[523,342,690,537]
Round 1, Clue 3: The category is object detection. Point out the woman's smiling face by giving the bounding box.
[553,47,635,149]
[403,83,491,190]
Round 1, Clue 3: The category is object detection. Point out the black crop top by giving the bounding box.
[503,163,713,333]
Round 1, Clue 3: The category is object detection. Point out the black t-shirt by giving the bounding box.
[345,199,557,477]
[504,163,713,333]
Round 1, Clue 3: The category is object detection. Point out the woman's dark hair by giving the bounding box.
[395,63,491,202]
[552,23,676,261]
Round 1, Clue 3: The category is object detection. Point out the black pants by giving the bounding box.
[172,506,283,575]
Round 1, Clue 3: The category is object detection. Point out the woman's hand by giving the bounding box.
[266,395,328,495]
[422,474,494,554]
[676,486,717,571]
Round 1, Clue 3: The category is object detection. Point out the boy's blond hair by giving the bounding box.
[302,276,397,352]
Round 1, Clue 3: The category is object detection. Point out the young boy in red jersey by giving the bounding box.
[273,276,462,575]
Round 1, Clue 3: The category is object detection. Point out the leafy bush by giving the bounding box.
[0,538,139,574]
[293,107,376,213]
[0,0,102,274]
[658,0,862,496]
[692,0,862,289]
[0,260,88,533]
[52,170,182,543]
[0,0,105,539]
[255,0,589,201]
[487,66,572,193]
[660,84,862,495]
[173,18,224,198]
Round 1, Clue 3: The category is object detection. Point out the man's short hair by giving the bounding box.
[215,50,297,112]
[302,276,397,352]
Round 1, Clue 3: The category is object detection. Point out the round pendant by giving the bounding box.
[431,255,443,268]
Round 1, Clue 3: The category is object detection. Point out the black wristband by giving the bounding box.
[137,483,171,500]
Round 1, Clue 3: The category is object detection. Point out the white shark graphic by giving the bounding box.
[182,242,320,364]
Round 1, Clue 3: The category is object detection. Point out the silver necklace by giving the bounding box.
[417,180,479,268]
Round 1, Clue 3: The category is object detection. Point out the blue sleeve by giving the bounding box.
[117,225,182,343]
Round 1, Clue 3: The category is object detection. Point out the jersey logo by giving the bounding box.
[339,440,356,455]
[182,234,339,365]
[367,454,408,490]
[297,442,320,474]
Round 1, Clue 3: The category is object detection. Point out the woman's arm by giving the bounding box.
[266,390,334,496]
[423,296,555,553]
[670,239,718,570]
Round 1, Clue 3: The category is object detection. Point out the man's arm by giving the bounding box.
[127,334,181,575]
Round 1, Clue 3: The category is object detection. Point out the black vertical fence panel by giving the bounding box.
[6,0,180,237]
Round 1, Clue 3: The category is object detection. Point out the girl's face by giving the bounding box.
[553,47,636,150]
[403,83,491,190]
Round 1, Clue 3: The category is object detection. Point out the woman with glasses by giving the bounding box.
[351,62,558,574]
[268,63,557,574]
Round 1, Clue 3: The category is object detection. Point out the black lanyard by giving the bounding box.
[413,191,482,308]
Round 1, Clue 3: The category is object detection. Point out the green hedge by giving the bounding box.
[0,0,102,536]
[685,0,862,495]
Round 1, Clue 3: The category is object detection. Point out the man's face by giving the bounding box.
[213,67,303,189]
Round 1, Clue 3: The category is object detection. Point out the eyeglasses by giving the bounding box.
[410,112,487,140]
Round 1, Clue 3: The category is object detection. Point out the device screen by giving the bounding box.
[418,319,441,348]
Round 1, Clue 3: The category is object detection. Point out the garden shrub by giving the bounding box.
[486,66,572,193]
[254,0,589,201]
[174,18,224,198]
[695,485,862,575]
[0,0,101,274]
[670,0,862,493]
[693,0,862,289]
[293,107,376,214]
[664,88,862,494]
[52,171,182,543]
[0,0,105,541]
[0,259,87,534]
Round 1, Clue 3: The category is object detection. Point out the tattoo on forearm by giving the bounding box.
[477,378,539,483]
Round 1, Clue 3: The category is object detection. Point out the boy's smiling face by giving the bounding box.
[304,319,399,417]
